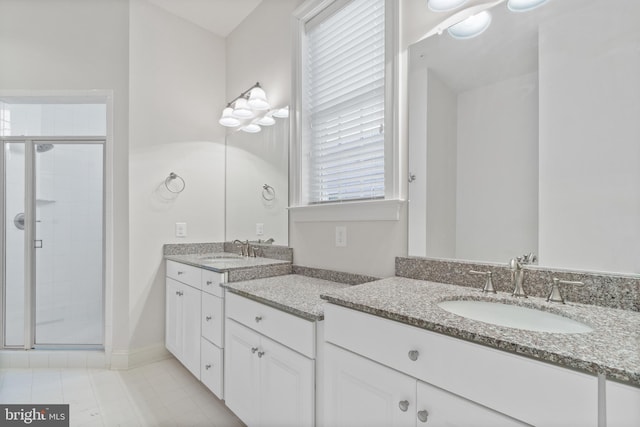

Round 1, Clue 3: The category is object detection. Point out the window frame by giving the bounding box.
[290,0,401,219]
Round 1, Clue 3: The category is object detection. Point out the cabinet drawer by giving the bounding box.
[324,303,598,427]
[226,292,315,358]
[202,269,225,297]
[166,260,201,289]
[201,338,223,399]
[202,293,224,347]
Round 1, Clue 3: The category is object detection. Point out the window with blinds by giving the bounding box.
[303,0,386,204]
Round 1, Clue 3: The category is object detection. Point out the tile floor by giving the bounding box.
[0,357,245,427]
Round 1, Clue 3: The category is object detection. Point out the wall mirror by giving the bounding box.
[408,0,640,274]
[225,117,289,246]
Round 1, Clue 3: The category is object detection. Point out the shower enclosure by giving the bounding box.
[1,99,106,349]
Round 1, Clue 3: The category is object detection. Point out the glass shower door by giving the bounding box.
[33,142,104,346]
[3,141,26,347]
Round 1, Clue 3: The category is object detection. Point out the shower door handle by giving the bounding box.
[34,240,43,248]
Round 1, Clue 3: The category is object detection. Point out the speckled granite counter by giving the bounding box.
[321,277,640,387]
[165,252,292,281]
[224,275,351,321]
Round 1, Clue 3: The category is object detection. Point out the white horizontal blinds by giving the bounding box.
[305,0,385,203]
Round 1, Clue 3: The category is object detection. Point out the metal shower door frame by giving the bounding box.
[1,136,106,350]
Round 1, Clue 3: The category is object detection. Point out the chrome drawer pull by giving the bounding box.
[417,410,429,423]
[205,316,212,321]
[206,280,213,286]
[399,400,409,412]
[408,350,419,361]
[251,347,258,354]
[205,364,212,370]
[177,271,184,275]
[257,351,265,358]
[255,316,263,323]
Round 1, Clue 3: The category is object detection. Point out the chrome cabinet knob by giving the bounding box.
[176,291,183,296]
[177,271,184,275]
[255,316,262,323]
[417,410,429,423]
[205,316,212,321]
[206,280,213,286]
[408,350,419,361]
[399,400,409,412]
[257,351,265,358]
[205,364,212,370]
[251,347,258,354]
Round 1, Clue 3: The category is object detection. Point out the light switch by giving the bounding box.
[175,222,187,237]
[335,226,347,247]
[256,223,264,236]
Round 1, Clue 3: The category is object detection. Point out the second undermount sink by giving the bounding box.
[437,300,593,333]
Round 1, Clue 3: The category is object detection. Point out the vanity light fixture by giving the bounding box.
[219,82,288,133]
[218,107,240,127]
[256,114,276,126]
[427,0,468,12]
[240,123,262,133]
[447,10,492,39]
[272,106,289,119]
[507,0,548,12]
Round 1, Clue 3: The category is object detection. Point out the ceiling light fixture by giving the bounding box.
[447,10,492,39]
[218,82,288,133]
[507,0,548,12]
[428,0,468,12]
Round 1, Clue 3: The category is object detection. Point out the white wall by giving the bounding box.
[0,0,130,357]
[538,0,640,273]
[128,0,227,355]
[455,72,538,262]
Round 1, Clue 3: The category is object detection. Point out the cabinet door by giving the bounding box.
[225,319,261,427]
[165,278,182,357]
[202,292,223,347]
[324,343,415,427]
[260,334,315,427]
[607,380,640,427]
[181,282,202,380]
[201,338,224,399]
[416,381,527,427]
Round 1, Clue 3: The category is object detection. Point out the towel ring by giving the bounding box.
[165,172,186,193]
[262,184,275,201]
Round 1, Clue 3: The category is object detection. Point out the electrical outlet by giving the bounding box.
[175,222,187,237]
[335,226,347,247]
[256,223,264,236]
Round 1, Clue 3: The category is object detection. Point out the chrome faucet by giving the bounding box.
[509,253,537,298]
[232,239,249,257]
[547,278,585,304]
[509,258,527,298]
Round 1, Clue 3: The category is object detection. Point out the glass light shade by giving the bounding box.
[241,123,261,133]
[428,0,468,12]
[232,98,254,119]
[507,0,548,12]
[256,114,276,126]
[447,11,492,39]
[219,107,240,127]
[272,106,289,118]
[247,87,270,110]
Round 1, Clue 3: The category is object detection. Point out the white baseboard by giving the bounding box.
[128,343,171,369]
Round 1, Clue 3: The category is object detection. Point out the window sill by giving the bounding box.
[289,199,405,222]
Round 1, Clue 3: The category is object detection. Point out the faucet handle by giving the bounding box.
[469,270,496,294]
[547,278,584,304]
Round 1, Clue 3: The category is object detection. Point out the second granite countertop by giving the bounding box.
[321,277,640,387]
[224,274,351,321]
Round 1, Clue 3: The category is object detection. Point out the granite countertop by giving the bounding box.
[224,274,351,321]
[321,277,640,387]
[165,252,290,273]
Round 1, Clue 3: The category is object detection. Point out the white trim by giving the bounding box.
[289,199,405,222]
[128,343,172,369]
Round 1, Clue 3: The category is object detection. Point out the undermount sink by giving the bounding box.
[437,300,593,333]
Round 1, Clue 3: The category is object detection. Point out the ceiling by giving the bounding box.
[147,0,263,37]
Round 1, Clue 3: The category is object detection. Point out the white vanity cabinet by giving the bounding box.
[324,303,599,427]
[224,292,316,427]
[606,380,640,427]
[324,342,526,427]
[165,260,226,397]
